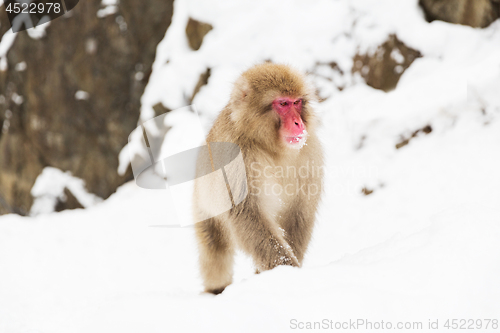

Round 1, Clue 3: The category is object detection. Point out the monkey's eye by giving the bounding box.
[294,100,300,105]
[280,101,288,106]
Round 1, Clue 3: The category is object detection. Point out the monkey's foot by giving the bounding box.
[205,286,226,295]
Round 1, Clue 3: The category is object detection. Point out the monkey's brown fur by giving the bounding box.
[193,63,324,294]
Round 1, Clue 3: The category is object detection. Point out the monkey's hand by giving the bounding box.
[272,236,300,266]
[229,200,301,271]
[254,235,300,271]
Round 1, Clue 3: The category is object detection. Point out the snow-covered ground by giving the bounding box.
[1,0,500,332]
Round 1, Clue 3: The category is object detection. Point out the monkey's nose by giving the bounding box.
[293,118,304,130]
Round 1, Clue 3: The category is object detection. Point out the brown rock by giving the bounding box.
[0,0,174,215]
[396,125,433,149]
[0,4,11,38]
[352,34,422,92]
[185,18,213,51]
[361,187,374,196]
[420,0,499,28]
[54,187,84,212]
[191,67,211,102]
[152,102,171,118]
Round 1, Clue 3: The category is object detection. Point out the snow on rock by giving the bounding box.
[97,0,119,18]
[30,167,103,215]
[74,90,90,100]
[26,19,51,40]
[97,6,118,19]
[0,29,16,71]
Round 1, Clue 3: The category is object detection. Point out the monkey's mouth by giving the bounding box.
[284,130,308,149]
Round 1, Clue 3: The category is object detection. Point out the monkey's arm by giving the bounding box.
[279,202,316,265]
[229,200,300,271]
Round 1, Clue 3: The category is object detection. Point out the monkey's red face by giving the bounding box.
[272,97,308,149]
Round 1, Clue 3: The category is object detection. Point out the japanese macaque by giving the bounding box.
[193,63,324,294]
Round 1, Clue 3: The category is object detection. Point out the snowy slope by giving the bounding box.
[2,0,500,332]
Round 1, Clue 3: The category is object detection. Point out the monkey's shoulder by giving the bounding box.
[205,107,235,141]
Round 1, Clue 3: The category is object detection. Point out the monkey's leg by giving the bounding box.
[195,218,235,294]
[229,203,300,271]
[280,206,315,265]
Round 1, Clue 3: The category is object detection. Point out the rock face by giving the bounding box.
[0,6,10,38]
[191,67,211,102]
[185,18,213,51]
[0,0,174,215]
[420,0,500,28]
[352,35,422,92]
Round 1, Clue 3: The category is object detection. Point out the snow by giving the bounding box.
[0,29,16,71]
[97,6,117,19]
[30,167,103,215]
[2,0,500,332]
[14,61,26,71]
[11,92,23,105]
[74,90,90,100]
[97,0,119,18]
[391,48,405,64]
[26,20,50,40]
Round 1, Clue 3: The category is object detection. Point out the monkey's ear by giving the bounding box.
[230,76,250,105]
[229,76,250,123]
